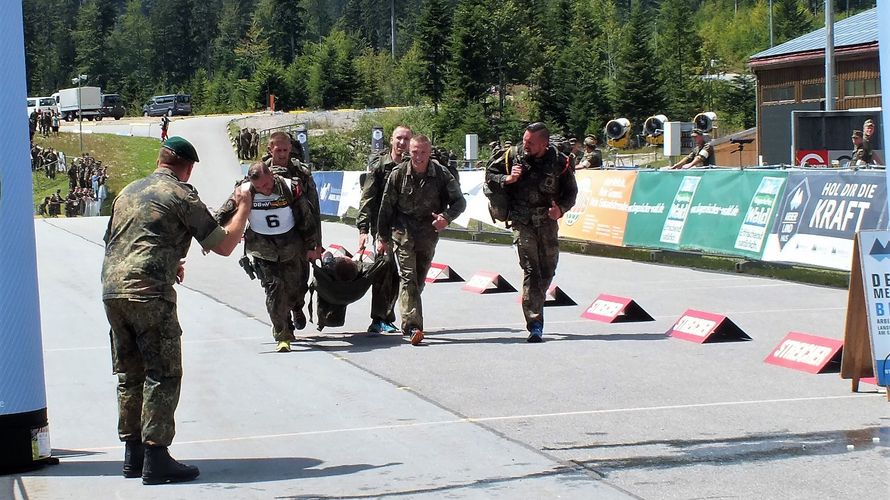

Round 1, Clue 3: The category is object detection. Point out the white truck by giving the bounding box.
[52,86,103,121]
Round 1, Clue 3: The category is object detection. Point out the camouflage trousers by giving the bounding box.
[513,220,560,330]
[393,229,438,332]
[105,298,183,447]
[253,257,304,342]
[370,245,399,323]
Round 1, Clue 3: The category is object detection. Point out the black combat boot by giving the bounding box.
[141,445,200,485]
[122,440,144,478]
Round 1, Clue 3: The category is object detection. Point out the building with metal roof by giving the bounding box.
[748,8,880,165]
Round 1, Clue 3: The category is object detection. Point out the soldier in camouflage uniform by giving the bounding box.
[250,128,259,159]
[357,125,412,334]
[377,135,466,346]
[576,135,603,169]
[670,129,714,169]
[264,131,323,330]
[215,163,318,352]
[863,119,883,165]
[852,130,872,165]
[102,136,252,485]
[484,123,577,342]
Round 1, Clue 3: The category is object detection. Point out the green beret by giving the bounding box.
[162,136,200,162]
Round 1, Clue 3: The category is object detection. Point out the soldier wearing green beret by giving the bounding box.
[102,136,252,484]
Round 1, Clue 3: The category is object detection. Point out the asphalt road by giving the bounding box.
[7,114,888,499]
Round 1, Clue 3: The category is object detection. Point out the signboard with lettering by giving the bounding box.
[327,244,352,259]
[762,171,889,270]
[313,171,343,216]
[855,230,890,386]
[667,309,752,343]
[678,170,787,258]
[581,294,654,323]
[425,262,463,283]
[518,284,576,307]
[624,171,704,249]
[559,170,638,246]
[461,271,516,294]
[764,332,844,374]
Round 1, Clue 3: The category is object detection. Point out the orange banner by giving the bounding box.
[559,170,638,246]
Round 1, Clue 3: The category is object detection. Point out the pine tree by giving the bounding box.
[254,0,306,65]
[774,0,815,45]
[416,0,452,112]
[609,2,664,136]
[655,0,702,121]
[73,0,108,87]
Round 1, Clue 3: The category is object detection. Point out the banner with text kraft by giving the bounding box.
[559,170,638,246]
[761,170,889,270]
[623,171,704,250]
[677,170,788,258]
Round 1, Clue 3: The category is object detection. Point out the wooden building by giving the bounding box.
[748,8,879,165]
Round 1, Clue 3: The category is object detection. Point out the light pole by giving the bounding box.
[71,74,87,154]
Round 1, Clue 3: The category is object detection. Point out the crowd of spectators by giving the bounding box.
[33,147,108,218]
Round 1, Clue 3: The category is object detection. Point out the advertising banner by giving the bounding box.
[678,170,787,258]
[856,230,890,386]
[761,170,889,270]
[624,171,703,249]
[338,171,364,216]
[560,170,637,246]
[313,171,344,216]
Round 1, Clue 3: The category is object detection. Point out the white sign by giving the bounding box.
[857,230,890,386]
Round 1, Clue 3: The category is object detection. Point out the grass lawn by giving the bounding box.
[31,132,160,215]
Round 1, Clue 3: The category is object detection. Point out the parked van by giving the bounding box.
[27,96,56,117]
[100,94,126,120]
[142,94,191,117]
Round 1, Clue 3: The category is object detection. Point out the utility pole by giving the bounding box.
[825,0,835,111]
[391,0,396,59]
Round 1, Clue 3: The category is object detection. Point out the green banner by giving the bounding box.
[624,171,704,250]
[679,170,787,258]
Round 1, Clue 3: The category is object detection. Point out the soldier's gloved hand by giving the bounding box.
[234,182,253,208]
[432,213,448,232]
[548,201,563,221]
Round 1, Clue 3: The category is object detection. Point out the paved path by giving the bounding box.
[9,114,888,499]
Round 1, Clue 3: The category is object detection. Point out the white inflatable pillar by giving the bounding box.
[0,2,52,471]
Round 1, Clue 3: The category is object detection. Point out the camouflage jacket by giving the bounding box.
[215,175,317,262]
[854,143,873,164]
[264,157,322,247]
[485,145,578,226]
[576,149,602,169]
[377,159,466,242]
[357,151,402,236]
[102,167,225,302]
[682,142,715,167]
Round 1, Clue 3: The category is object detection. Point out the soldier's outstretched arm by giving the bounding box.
[210,184,253,256]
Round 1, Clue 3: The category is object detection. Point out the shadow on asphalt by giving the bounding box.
[20,453,399,484]
[278,329,669,353]
[550,427,890,473]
